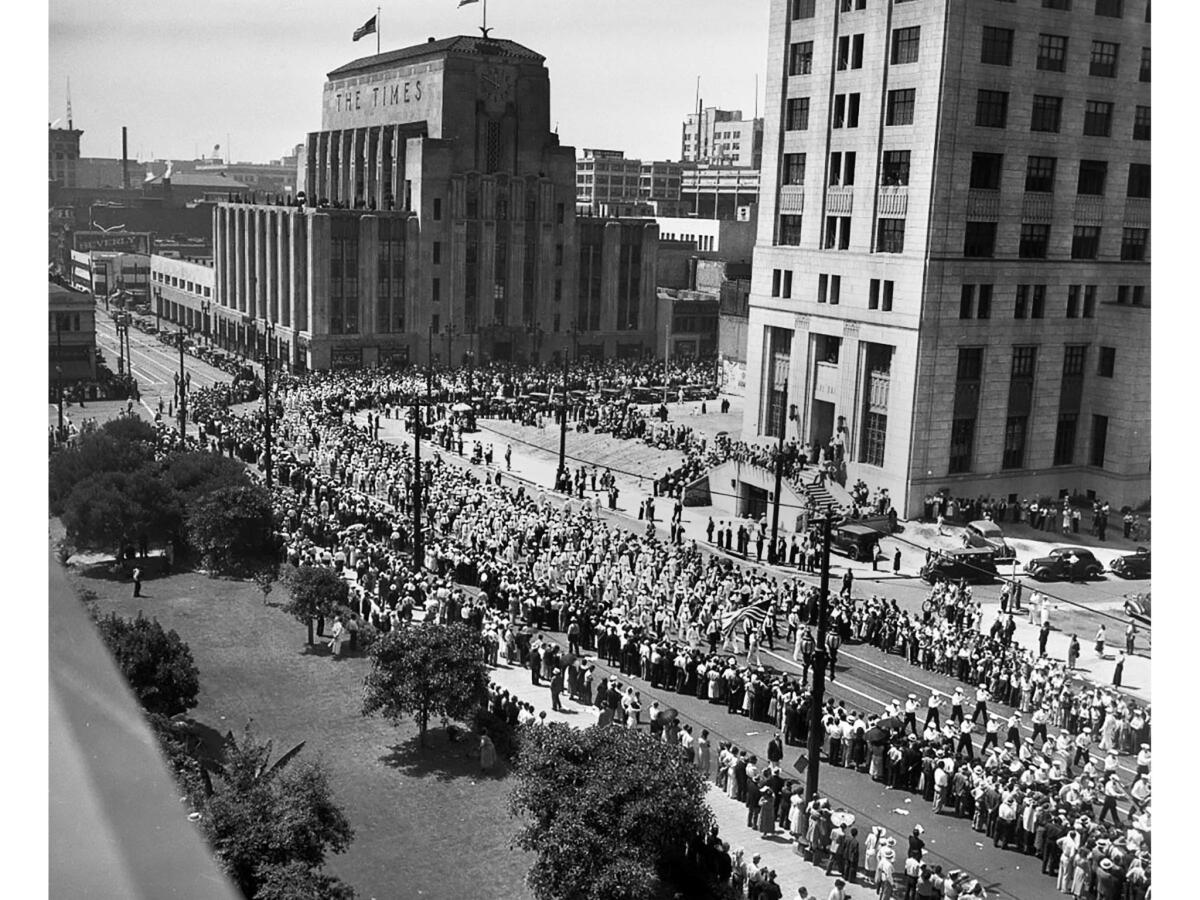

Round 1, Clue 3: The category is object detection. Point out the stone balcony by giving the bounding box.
[877,186,908,218]
[1074,195,1106,225]
[1021,193,1054,222]
[826,187,854,215]
[779,185,805,213]
[966,189,1000,219]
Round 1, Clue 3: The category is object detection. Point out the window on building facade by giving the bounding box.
[783,270,793,298]
[886,89,916,126]
[1043,0,1071,8]
[1063,343,1088,376]
[779,215,803,246]
[891,26,921,64]
[1095,0,1123,18]
[1083,100,1113,136]
[1133,105,1150,140]
[1037,33,1069,71]
[1071,226,1101,259]
[1089,40,1120,77]
[433,241,442,265]
[1054,414,1078,465]
[1140,46,1150,82]
[1077,159,1108,195]
[1121,227,1148,260]
[1133,285,1145,305]
[975,90,1009,127]
[1015,284,1028,319]
[818,273,828,303]
[790,41,814,75]
[783,153,807,185]
[883,281,894,310]
[433,198,442,220]
[830,274,841,304]
[1067,284,1080,317]
[977,284,992,318]
[1090,415,1109,468]
[862,412,887,467]
[881,150,911,186]
[1019,224,1051,258]
[1031,284,1046,318]
[1084,284,1097,317]
[1002,416,1029,469]
[1127,163,1151,198]
[786,97,810,130]
[1012,345,1037,379]
[981,26,1015,65]
[432,277,440,303]
[876,218,906,253]
[960,284,975,319]
[1030,95,1063,132]
[963,221,998,257]
[772,270,782,297]
[792,0,816,18]
[1025,156,1057,192]
[969,153,1004,190]
[949,418,976,474]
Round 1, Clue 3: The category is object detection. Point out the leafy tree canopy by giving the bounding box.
[196,726,354,900]
[95,612,200,716]
[49,429,155,514]
[160,451,249,501]
[361,622,489,746]
[185,482,276,575]
[511,724,715,900]
[254,861,357,900]
[282,564,349,624]
[61,467,181,553]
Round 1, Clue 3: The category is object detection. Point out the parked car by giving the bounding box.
[1123,592,1151,624]
[962,519,1016,563]
[828,523,880,562]
[1110,547,1151,579]
[1024,547,1104,581]
[921,548,998,584]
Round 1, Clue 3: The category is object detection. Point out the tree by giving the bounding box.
[361,622,489,747]
[196,725,354,900]
[61,467,181,555]
[49,429,156,515]
[510,724,716,900]
[94,611,200,716]
[282,565,349,645]
[161,451,249,501]
[185,482,276,574]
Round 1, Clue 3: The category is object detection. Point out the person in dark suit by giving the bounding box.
[767,733,784,767]
[549,667,564,711]
[841,827,861,884]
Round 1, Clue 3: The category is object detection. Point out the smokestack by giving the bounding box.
[122,126,129,190]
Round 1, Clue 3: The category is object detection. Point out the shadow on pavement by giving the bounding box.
[379,729,510,783]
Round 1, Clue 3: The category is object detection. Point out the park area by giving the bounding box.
[59,535,535,900]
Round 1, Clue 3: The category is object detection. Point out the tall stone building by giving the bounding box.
[210,35,658,370]
[745,0,1150,515]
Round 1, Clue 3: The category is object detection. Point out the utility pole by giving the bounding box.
[262,324,274,489]
[805,513,834,804]
[55,313,64,441]
[556,348,569,491]
[176,328,188,440]
[426,324,434,402]
[768,382,790,564]
[412,396,423,570]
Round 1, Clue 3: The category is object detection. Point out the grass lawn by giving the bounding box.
[66,558,534,900]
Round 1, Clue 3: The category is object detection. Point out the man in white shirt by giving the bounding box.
[950,687,965,724]
[972,684,990,724]
[925,691,943,730]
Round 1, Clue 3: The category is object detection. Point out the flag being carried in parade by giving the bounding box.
[720,597,770,638]
[353,14,378,42]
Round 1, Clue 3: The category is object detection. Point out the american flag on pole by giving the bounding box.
[353,14,377,42]
[720,598,771,638]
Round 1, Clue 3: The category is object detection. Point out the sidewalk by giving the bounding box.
[487,658,867,900]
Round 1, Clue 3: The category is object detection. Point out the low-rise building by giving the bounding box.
[49,280,97,382]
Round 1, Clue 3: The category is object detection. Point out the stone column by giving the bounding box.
[348,128,360,207]
[238,207,250,314]
[360,215,379,336]
[309,212,330,337]
[213,205,224,310]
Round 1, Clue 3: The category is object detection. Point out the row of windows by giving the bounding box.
[972,154,1150,195]
[768,268,895,311]
[152,270,212,298]
[981,26,1148,82]
[957,342,1116,383]
[991,0,1143,19]
[964,221,1147,260]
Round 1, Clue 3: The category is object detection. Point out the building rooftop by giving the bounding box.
[146,172,250,190]
[328,35,545,78]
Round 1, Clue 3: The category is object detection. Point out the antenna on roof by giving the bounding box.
[66,76,73,129]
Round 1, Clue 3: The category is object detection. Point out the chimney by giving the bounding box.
[122,126,129,191]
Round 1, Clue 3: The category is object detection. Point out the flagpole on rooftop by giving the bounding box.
[377,6,381,54]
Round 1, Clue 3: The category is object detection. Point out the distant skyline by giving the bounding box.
[49,0,769,164]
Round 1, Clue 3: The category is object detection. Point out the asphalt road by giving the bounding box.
[93,307,233,401]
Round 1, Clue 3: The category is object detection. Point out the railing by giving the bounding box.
[877,186,908,218]
[966,189,1000,219]
[826,187,854,215]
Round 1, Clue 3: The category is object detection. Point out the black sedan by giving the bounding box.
[1023,547,1104,581]
[1110,547,1151,579]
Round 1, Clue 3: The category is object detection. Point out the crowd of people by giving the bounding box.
[920,493,1148,544]
[121,359,1151,900]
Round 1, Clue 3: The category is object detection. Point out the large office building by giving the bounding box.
[576,149,685,217]
[745,0,1150,515]
[682,107,764,168]
[211,35,659,370]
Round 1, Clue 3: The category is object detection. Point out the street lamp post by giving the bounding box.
[557,345,570,491]
[768,383,790,565]
[427,322,434,402]
[54,312,65,441]
[261,321,274,489]
[201,300,211,347]
[445,322,457,375]
[804,513,834,805]
[174,328,190,441]
[154,287,162,332]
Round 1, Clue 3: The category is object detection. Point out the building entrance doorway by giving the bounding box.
[811,399,835,452]
[741,484,769,520]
